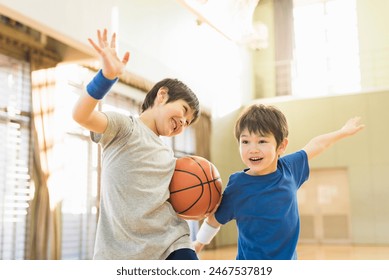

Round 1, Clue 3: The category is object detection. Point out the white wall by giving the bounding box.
[0,0,111,55]
[115,0,254,116]
[0,0,254,117]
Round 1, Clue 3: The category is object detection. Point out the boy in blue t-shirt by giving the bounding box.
[194,104,364,260]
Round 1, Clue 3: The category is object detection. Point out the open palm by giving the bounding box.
[341,116,365,136]
[88,29,130,80]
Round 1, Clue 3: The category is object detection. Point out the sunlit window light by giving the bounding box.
[292,0,360,97]
[7,73,14,88]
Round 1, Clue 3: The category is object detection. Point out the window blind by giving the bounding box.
[0,53,32,260]
[58,66,99,259]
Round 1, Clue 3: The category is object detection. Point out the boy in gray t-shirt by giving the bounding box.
[73,29,200,260]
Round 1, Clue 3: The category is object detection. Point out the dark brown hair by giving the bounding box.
[234,104,289,147]
[141,78,200,124]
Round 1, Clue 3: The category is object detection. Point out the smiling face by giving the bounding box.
[234,104,289,175]
[239,129,288,176]
[154,97,195,137]
[139,87,195,137]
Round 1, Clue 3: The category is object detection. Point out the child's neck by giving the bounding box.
[139,110,159,136]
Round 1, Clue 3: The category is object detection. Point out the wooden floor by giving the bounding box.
[199,243,389,260]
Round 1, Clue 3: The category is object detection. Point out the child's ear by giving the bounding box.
[277,138,289,155]
[156,87,169,103]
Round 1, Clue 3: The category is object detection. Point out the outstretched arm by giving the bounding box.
[303,117,365,160]
[72,29,130,133]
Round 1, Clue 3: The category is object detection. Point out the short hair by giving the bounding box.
[141,78,200,124]
[234,104,289,147]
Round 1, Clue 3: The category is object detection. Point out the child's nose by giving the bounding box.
[180,118,188,127]
[250,143,260,151]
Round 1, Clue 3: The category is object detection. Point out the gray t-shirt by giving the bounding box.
[91,111,192,259]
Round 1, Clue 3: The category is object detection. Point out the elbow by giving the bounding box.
[71,95,101,131]
[72,107,89,127]
[72,107,82,124]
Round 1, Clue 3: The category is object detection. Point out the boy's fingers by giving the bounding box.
[97,30,103,45]
[88,38,102,53]
[97,29,109,48]
[122,52,130,65]
[110,33,116,48]
[102,29,108,42]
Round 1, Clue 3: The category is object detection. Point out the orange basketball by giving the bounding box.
[169,156,222,220]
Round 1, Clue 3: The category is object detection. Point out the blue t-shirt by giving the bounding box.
[215,150,309,260]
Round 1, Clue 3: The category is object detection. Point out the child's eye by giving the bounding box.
[241,140,249,144]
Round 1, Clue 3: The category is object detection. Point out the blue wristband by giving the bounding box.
[86,69,118,100]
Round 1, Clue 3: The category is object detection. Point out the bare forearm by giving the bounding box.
[303,117,364,160]
[303,130,346,160]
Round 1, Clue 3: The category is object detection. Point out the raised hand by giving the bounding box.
[88,29,130,79]
[340,116,365,136]
[303,116,365,160]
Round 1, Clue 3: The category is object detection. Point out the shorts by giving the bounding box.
[165,248,198,260]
